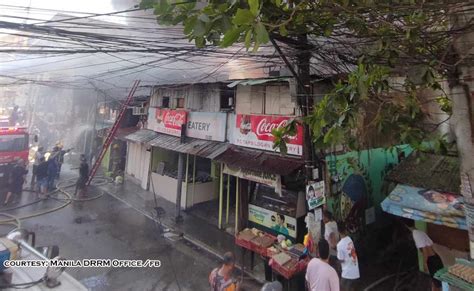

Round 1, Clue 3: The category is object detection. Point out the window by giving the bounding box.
[176,97,185,108]
[162,97,170,108]
[220,87,235,110]
[0,134,28,152]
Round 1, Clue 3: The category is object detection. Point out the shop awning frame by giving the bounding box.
[124,129,158,144]
[148,133,229,160]
[214,146,304,176]
[381,183,466,230]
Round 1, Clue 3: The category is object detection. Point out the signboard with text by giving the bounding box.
[233,114,303,156]
[186,112,227,142]
[223,164,281,194]
[306,181,325,210]
[147,108,187,137]
[249,204,297,238]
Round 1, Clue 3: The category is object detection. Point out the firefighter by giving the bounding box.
[4,158,28,205]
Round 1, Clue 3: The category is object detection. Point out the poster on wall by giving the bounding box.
[306,181,325,210]
[233,114,303,156]
[186,112,227,141]
[223,164,281,194]
[249,204,297,238]
[147,108,187,137]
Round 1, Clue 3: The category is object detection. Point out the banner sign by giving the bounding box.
[186,112,227,142]
[148,108,187,137]
[249,204,297,238]
[233,114,303,156]
[306,181,325,210]
[223,164,281,194]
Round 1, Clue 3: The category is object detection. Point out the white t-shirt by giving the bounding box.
[337,236,360,280]
[412,229,433,249]
[324,221,339,243]
[305,258,340,291]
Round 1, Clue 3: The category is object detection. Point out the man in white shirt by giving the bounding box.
[306,239,340,291]
[323,210,340,274]
[30,147,44,187]
[406,220,443,291]
[337,223,360,291]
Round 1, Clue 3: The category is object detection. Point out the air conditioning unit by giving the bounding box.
[132,107,147,115]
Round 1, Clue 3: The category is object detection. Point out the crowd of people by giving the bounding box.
[209,209,443,291]
[4,143,88,205]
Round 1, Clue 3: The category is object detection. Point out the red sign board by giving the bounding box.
[148,108,187,137]
[234,114,303,155]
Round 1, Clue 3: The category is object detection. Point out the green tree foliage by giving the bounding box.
[142,0,471,154]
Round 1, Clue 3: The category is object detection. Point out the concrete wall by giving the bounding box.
[126,142,150,190]
[151,172,215,209]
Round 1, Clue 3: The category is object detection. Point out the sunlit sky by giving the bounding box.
[0,0,136,24]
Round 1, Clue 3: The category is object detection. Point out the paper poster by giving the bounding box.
[306,181,325,210]
[249,204,297,238]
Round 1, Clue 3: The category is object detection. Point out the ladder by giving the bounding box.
[86,80,140,186]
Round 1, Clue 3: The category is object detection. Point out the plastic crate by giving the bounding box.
[235,236,254,250]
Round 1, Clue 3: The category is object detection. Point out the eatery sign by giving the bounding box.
[233,114,303,156]
[148,108,187,137]
[186,112,227,142]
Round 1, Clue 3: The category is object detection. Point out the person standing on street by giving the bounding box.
[31,146,44,187]
[337,222,360,291]
[323,210,340,273]
[75,154,89,197]
[35,157,48,198]
[56,143,72,179]
[306,239,340,291]
[209,252,240,291]
[406,220,443,291]
[4,159,28,205]
[47,150,59,191]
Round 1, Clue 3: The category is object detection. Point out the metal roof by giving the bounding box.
[214,146,304,176]
[386,152,460,194]
[116,127,139,141]
[148,133,229,159]
[124,129,158,144]
[227,77,290,88]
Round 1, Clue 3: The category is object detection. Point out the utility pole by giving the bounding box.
[269,35,315,181]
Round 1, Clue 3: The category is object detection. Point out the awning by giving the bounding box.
[116,127,139,141]
[227,77,290,88]
[381,184,466,230]
[124,129,158,144]
[214,146,303,176]
[148,133,229,160]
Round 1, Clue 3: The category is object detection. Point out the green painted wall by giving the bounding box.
[151,147,178,172]
[325,146,412,228]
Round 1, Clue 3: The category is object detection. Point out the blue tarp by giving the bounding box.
[381,184,466,230]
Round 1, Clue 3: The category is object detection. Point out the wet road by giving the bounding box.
[0,174,261,290]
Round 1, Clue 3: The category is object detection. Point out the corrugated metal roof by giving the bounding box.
[386,152,460,194]
[116,127,139,141]
[227,77,290,88]
[214,146,303,176]
[148,133,229,159]
[124,129,158,144]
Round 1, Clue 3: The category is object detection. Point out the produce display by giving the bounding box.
[235,228,309,280]
[448,263,474,284]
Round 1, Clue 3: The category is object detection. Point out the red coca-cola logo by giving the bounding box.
[164,112,185,127]
[256,118,296,139]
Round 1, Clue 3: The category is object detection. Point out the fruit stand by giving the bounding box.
[235,228,309,288]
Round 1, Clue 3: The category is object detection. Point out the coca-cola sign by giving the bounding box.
[234,114,303,155]
[147,108,187,137]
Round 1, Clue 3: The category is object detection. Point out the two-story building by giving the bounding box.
[123,76,333,241]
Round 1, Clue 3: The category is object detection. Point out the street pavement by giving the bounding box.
[0,166,262,291]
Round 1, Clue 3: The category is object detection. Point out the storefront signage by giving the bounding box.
[186,112,227,142]
[148,108,187,137]
[223,164,281,194]
[249,204,297,238]
[233,114,303,156]
[306,181,325,210]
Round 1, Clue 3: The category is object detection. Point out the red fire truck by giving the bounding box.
[0,127,29,187]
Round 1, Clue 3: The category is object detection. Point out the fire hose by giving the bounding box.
[0,176,110,228]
